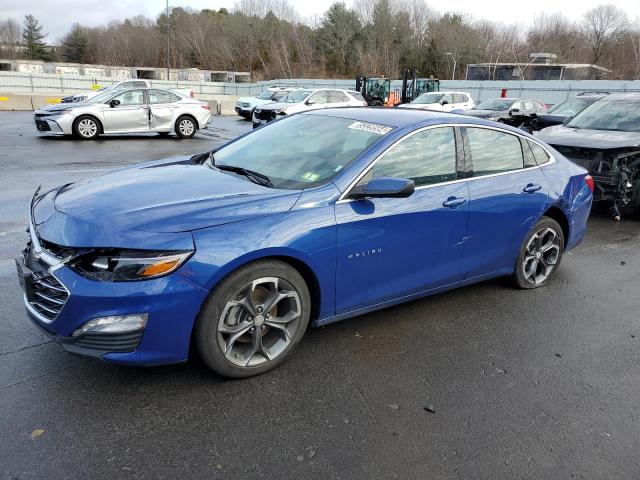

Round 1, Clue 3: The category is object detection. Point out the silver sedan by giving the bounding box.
[34,88,212,139]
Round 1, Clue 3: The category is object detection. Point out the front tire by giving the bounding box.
[175,115,196,139]
[195,260,311,378]
[512,217,564,289]
[73,115,100,140]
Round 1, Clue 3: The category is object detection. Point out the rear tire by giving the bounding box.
[175,115,196,139]
[72,115,100,140]
[195,260,311,378]
[512,217,565,289]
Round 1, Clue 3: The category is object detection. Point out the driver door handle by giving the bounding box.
[442,196,467,208]
[523,183,542,194]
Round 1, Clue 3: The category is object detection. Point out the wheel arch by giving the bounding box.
[73,114,104,134]
[177,113,199,130]
[197,249,324,324]
[542,205,570,249]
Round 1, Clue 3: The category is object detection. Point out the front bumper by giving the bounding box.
[33,113,73,135]
[235,106,253,119]
[18,211,209,365]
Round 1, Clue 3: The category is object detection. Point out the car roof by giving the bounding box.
[302,107,503,129]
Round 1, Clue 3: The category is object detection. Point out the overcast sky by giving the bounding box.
[4,0,640,43]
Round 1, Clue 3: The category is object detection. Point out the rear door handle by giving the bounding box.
[523,183,542,194]
[442,196,467,208]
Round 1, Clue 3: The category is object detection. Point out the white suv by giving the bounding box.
[252,88,367,127]
[402,91,475,112]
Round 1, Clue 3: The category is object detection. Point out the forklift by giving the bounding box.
[355,76,400,107]
[400,68,440,104]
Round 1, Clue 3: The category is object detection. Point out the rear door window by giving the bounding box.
[466,127,524,175]
[527,140,550,165]
[330,90,349,103]
[149,89,173,104]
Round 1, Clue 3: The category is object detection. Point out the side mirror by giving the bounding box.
[509,108,520,115]
[441,100,449,105]
[306,99,316,105]
[109,99,121,108]
[349,177,415,199]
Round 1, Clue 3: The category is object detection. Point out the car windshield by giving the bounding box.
[566,100,640,132]
[475,99,515,111]
[282,90,312,103]
[208,114,393,189]
[257,90,276,100]
[548,97,595,116]
[86,90,120,104]
[411,93,444,105]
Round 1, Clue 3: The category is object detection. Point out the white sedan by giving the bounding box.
[34,88,211,139]
[252,88,367,127]
[401,91,475,112]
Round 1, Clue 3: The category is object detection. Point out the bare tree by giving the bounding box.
[583,4,629,65]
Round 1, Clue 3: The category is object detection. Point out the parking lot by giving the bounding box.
[1,111,639,479]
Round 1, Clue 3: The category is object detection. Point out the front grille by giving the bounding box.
[35,120,51,131]
[254,109,276,121]
[72,332,143,353]
[29,271,69,321]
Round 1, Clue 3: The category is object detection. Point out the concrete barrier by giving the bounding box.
[31,94,62,110]
[0,93,35,111]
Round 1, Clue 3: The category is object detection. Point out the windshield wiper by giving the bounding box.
[215,164,273,187]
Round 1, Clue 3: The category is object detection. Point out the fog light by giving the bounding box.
[72,314,148,337]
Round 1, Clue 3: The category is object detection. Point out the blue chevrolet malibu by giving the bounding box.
[17,108,593,377]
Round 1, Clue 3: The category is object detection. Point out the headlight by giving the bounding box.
[56,108,73,115]
[70,249,193,282]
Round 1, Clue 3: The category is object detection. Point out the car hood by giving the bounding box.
[402,104,437,109]
[465,109,503,118]
[52,157,302,233]
[39,103,87,113]
[257,102,293,111]
[536,125,640,149]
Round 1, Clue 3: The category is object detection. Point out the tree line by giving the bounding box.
[1,0,640,80]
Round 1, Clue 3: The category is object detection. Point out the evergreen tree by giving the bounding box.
[22,14,53,61]
[61,24,88,63]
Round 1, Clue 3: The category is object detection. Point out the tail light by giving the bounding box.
[585,175,594,192]
[201,105,210,110]
[190,91,194,98]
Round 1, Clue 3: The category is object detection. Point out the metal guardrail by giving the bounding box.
[1,72,639,104]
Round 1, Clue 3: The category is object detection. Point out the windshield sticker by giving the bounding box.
[348,121,392,135]
[301,172,320,182]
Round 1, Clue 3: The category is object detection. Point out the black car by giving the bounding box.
[525,93,608,132]
[536,93,640,219]
[464,97,547,125]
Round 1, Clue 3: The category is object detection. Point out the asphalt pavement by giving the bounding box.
[0,112,639,480]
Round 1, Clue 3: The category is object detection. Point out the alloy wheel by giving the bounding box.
[217,277,302,368]
[78,119,97,138]
[179,119,195,136]
[523,227,561,284]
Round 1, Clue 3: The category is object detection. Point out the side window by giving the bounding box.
[466,127,524,176]
[511,101,523,111]
[329,90,348,103]
[308,91,328,104]
[453,94,465,104]
[524,100,535,111]
[442,94,453,105]
[371,127,457,187]
[111,89,145,106]
[528,140,550,165]
[149,89,172,104]
[169,92,181,103]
